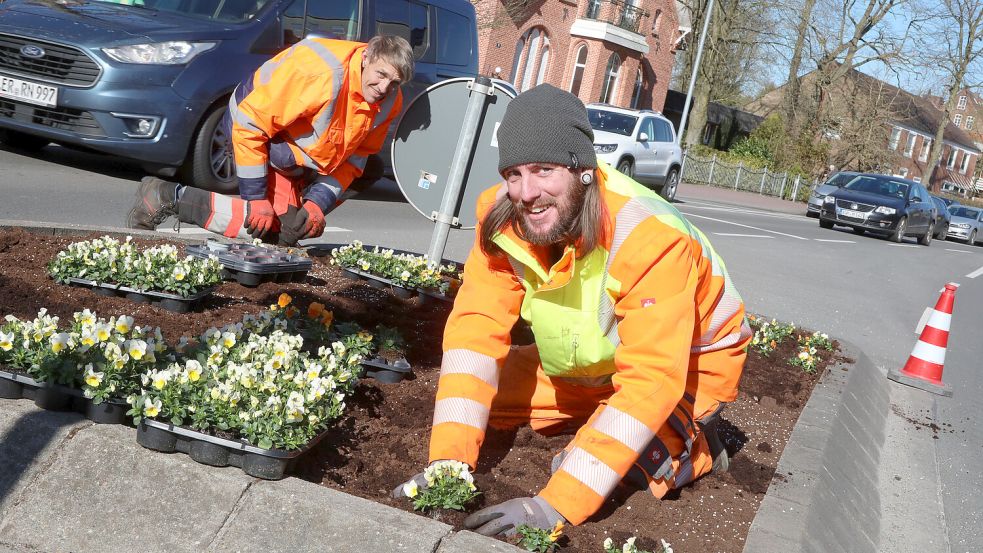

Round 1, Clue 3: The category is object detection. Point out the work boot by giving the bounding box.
[127,177,179,230]
[701,418,730,473]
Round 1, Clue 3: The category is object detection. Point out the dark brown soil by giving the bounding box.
[0,227,842,553]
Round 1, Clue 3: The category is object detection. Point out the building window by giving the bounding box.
[955,113,963,127]
[568,45,588,97]
[898,167,909,178]
[904,133,916,158]
[889,127,901,150]
[512,27,550,92]
[599,53,622,104]
[586,0,601,18]
[630,69,645,108]
[920,138,932,162]
[947,148,957,169]
[958,95,967,110]
[968,116,975,130]
[961,152,971,174]
[651,9,662,35]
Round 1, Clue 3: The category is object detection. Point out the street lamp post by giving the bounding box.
[677,0,715,147]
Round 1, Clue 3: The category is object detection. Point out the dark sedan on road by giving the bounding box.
[819,174,936,245]
[929,195,952,240]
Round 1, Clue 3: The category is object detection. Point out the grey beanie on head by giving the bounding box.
[497,84,597,173]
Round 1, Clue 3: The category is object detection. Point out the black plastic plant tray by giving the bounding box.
[186,241,311,287]
[0,369,128,424]
[360,356,412,383]
[340,267,455,304]
[136,418,330,480]
[63,277,214,313]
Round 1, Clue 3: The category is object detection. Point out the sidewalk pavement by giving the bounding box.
[0,189,947,552]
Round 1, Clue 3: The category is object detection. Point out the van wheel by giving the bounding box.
[890,217,907,243]
[617,159,634,179]
[919,222,933,246]
[661,168,679,201]
[180,105,237,194]
[935,222,948,239]
[819,219,833,229]
[853,227,865,235]
[0,129,50,152]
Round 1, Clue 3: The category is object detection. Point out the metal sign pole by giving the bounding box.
[425,76,494,268]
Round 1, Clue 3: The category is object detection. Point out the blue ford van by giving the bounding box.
[0,0,478,190]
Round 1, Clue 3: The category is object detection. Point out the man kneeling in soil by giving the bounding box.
[394,84,752,535]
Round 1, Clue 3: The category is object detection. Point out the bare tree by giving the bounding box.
[782,0,818,132]
[917,0,983,191]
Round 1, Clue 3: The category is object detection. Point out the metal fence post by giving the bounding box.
[791,175,801,201]
[779,172,787,199]
[735,162,743,190]
[680,149,689,183]
[708,154,717,185]
[760,167,767,194]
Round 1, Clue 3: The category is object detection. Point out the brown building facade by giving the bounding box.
[473,0,681,111]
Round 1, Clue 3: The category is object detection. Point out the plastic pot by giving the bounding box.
[86,400,129,425]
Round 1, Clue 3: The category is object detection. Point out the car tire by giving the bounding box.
[0,129,50,152]
[180,104,237,194]
[935,222,948,239]
[617,159,634,179]
[919,222,933,246]
[660,168,679,201]
[890,216,907,243]
[819,219,833,229]
[806,210,819,218]
[853,227,865,235]
[970,229,978,246]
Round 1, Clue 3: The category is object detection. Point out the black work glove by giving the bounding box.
[277,205,306,246]
[463,495,564,537]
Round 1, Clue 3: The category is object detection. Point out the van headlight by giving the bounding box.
[875,206,896,215]
[824,196,835,204]
[103,41,217,65]
[593,144,617,153]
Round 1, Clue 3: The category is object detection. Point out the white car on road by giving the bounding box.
[587,104,683,200]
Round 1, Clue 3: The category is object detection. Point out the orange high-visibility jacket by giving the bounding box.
[230,39,402,212]
[429,164,751,524]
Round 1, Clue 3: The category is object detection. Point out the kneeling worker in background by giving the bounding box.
[127,34,413,246]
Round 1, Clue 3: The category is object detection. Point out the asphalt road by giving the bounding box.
[1,142,982,550]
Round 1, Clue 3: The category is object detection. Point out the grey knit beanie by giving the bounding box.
[497,84,597,173]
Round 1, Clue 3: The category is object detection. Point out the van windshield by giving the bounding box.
[92,0,276,23]
[587,109,638,136]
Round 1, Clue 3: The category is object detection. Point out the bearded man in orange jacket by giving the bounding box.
[126,34,413,245]
[393,84,752,535]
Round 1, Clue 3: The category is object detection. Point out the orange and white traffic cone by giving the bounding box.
[887,283,956,397]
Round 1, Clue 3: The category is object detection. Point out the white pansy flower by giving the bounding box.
[83,364,104,388]
[115,316,134,334]
[50,332,72,354]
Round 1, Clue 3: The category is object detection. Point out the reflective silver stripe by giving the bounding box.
[440,349,499,388]
[236,163,267,179]
[204,194,234,234]
[697,292,743,345]
[432,397,489,431]
[560,447,622,497]
[292,40,343,150]
[230,99,263,136]
[258,44,299,84]
[348,154,368,171]
[295,146,321,171]
[673,451,694,487]
[691,324,752,354]
[312,174,344,197]
[667,413,693,450]
[505,253,525,280]
[373,91,398,127]
[591,405,654,452]
[556,374,613,387]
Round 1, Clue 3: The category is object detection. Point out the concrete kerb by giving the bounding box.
[0,221,522,553]
[743,339,892,553]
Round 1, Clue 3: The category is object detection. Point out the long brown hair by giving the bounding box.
[479,176,608,259]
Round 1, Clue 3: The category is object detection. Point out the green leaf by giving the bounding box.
[258,437,273,450]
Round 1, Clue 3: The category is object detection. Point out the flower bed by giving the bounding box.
[329,241,461,303]
[0,228,838,552]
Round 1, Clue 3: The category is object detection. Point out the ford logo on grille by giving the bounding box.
[850,203,858,209]
[20,45,46,59]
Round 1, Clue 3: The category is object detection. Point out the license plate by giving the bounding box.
[839,208,865,219]
[0,74,58,107]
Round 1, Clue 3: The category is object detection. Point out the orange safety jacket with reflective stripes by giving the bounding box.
[429,163,751,524]
[229,39,402,213]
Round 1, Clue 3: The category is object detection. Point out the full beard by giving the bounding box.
[515,182,587,246]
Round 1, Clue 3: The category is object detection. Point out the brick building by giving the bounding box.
[472,0,682,111]
[749,68,980,194]
[926,88,983,194]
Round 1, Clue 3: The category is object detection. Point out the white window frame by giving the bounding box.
[961,152,971,174]
[513,28,550,93]
[889,127,901,150]
[630,68,644,108]
[568,44,588,96]
[599,53,622,104]
[967,116,975,130]
[920,138,932,162]
[651,8,662,35]
[947,148,958,169]
[958,95,967,110]
[955,113,963,127]
[904,133,916,158]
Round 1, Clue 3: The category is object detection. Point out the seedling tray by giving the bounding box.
[62,277,214,313]
[360,356,413,383]
[0,369,128,424]
[340,267,456,304]
[186,241,311,287]
[136,418,330,480]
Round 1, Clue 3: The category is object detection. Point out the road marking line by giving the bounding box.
[814,239,856,243]
[712,233,773,238]
[886,243,919,248]
[678,203,803,220]
[967,265,983,279]
[945,249,974,253]
[683,213,809,240]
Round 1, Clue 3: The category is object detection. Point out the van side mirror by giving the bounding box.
[638,132,649,142]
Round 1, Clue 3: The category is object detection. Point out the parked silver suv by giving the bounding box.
[587,103,683,200]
